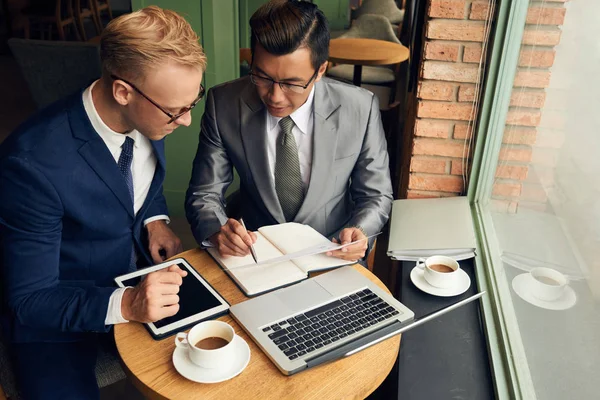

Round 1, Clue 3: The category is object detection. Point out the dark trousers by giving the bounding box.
[11,338,99,400]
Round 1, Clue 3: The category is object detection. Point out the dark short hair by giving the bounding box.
[250,0,330,70]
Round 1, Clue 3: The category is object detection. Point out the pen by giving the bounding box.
[239,218,258,263]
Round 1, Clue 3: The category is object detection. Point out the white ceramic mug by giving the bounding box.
[175,320,237,369]
[528,267,568,301]
[416,255,460,289]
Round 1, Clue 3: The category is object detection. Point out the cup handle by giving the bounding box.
[175,332,189,349]
[416,257,426,269]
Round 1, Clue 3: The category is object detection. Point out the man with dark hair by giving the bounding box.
[186,0,393,263]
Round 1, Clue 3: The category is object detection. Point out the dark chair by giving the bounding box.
[8,38,101,108]
[74,0,101,41]
[91,0,112,29]
[23,0,80,41]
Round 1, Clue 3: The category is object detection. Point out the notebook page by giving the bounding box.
[258,223,350,274]
[207,232,306,296]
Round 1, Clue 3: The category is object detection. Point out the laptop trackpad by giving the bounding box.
[275,280,333,312]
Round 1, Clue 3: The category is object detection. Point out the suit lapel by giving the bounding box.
[239,83,286,223]
[70,94,134,217]
[295,81,341,222]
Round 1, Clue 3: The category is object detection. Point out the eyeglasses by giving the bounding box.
[110,75,205,124]
[249,69,319,94]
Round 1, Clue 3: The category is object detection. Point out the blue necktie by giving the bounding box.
[118,137,136,270]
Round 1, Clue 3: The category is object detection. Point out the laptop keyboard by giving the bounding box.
[261,288,401,361]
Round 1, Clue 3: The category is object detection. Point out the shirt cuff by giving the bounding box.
[143,215,170,226]
[201,239,215,248]
[104,287,130,325]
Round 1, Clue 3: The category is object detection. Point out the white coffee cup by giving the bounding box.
[416,255,460,289]
[175,320,237,369]
[528,267,568,302]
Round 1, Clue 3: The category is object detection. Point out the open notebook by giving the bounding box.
[207,223,351,296]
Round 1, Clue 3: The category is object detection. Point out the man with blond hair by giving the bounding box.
[0,6,206,398]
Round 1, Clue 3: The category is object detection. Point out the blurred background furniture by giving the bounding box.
[74,0,100,41]
[352,0,404,35]
[92,0,112,29]
[22,0,80,41]
[8,37,101,108]
[239,46,251,77]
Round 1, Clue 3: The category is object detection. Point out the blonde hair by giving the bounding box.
[100,6,207,79]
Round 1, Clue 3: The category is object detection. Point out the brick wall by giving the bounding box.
[408,0,568,209]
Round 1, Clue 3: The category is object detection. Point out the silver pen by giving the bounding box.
[239,218,258,263]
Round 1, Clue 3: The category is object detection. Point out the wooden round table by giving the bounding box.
[114,249,401,400]
[328,38,410,86]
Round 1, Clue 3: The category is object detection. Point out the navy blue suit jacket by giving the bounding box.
[0,91,168,343]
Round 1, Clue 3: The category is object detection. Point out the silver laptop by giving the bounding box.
[231,266,484,375]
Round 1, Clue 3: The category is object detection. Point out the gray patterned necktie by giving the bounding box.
[117,136,136,270]
[275,116,305,221]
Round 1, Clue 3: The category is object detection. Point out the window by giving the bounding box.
[471,1,600,399]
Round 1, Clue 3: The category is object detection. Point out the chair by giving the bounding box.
[327,14,403,105]
[23,0,80,41]
[239,47,252,77]
[8,38,101,109]
[91,0,112,29]
[74,0,101,41]
[352,0,405,29]
[2,0,31,39]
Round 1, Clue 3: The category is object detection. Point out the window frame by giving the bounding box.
[466,0,537,399]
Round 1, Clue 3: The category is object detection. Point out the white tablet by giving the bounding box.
[114,257,229,340]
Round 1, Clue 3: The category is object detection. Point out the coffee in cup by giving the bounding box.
[416,256,460,288]
[175,320,238,369]
[528,267,568,302]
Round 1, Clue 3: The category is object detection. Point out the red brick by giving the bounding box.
[522,28,562,46]
[520,184,548,203]
[450,160,465,176]
[413,138,466,158]
[417,101,475,121]
[458,84,477,102]
[453,123,472,139]
[499,146,533,162]
[424,42,460,62]
[409,174,464,193]
[519,49,556,68]
[502,127,538,145]
[506,109,542,127]
[489,199,518,214]
[418,81,456,101]
[493,182,522,197]
[415,119,452,138]
[406,190,455,199]
[510,90,546,108]
[495,165,529,180]
[410,157,448,174]
[463,44,482,63]
[427,20,486,42]
[526,7,566,26]
[429,0,466,19]
[422,61,480,83]
[514,70,552,89]
[470,1,491,20]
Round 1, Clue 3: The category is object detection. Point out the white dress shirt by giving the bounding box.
[266,87,315,189]
[82,81,169,325]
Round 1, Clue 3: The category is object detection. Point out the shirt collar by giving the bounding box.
[267,86,315,134]
[83,80,141,148]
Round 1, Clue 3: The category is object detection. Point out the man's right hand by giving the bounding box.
[121,264,188,323]
[210,218,257,257]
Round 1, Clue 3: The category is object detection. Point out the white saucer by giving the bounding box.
[172,335,251,383]
[410,266,471,297]
[512,273,577,311]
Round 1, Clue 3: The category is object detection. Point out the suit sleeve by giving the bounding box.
[345,94,394,235]
[0,156,114,333]
[185,88,231,244]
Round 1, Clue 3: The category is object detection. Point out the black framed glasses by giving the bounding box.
[249,69,319,94]
[111,75,205,124]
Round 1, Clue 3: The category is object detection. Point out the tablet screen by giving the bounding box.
[120,262,225,329]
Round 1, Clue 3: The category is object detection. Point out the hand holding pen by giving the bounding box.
[209,218,257,258]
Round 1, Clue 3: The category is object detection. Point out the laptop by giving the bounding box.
[230,266,485,375]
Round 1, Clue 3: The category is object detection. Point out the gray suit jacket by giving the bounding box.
[185,76,393,244]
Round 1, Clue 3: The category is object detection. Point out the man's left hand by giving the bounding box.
[326,227,368,262]
[147,220,183,264]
